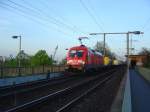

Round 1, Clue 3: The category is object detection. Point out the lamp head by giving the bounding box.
[12,36,18,39]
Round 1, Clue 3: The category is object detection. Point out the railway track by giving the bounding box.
[0,71,74,96]
[0,65,118,96]
[56,75,113,112]
[0,72,86,111]
[4,69,117,112]
[60,67,125,112]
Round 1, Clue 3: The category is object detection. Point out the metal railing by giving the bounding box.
[0,65,66,78]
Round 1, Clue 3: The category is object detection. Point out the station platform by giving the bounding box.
[130,69,150,112]
[0,73,63,87]
[111,69,150,112]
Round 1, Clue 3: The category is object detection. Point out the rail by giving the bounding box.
[5,70,115,112]
[56,74,112,112]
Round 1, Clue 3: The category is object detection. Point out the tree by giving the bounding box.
[4,55,17,67]
[138,48,150,55]
[138,47,150,67]
[3,51,31,67]
[59,58,67,65]
[94,41,105,53]
[31,50,52,67]
[16,50,31,67]
[94,41,115,58]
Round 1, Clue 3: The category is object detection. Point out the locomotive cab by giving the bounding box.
[66,46,87,71]
[66,45,104,72]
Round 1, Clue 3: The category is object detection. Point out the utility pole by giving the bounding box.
[19,36,21,68]
[103,33,106,56]
[130,37,132,55]
[130,37,138,55]
[127,32,129,67]
[12,35,22,75]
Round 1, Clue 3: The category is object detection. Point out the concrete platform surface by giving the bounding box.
[130,69,150,112]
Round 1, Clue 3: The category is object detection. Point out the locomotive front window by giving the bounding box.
[69,50,76,57]
[69,50,84,58]
[76,50,84,57]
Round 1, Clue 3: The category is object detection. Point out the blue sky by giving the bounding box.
[0,0,150,61]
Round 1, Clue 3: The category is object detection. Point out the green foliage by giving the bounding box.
[59,58,67,65]
[21,58,31,67]
[94,41,104,53]
[138,67,150,82]
[31,50,52,67]
[17,50,31,67]
[4,58,17,67]
[2,50,53,67]
[94,41,115,58]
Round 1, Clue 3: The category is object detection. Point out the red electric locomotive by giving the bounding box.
[66,45,104,72]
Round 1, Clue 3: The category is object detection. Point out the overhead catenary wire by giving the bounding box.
[21,1,80,34]
[142,17,150,30]
[1,0,90,37]
[37,0,89,35]
[10,0,87,35]
[0,2,73,37]
[79,0,104,32]
[7,0,80,34]
[87,0,105,31]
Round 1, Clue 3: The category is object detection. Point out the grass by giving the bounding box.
[137,67,150,82]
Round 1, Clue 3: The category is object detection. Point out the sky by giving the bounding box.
[0,0,150,61]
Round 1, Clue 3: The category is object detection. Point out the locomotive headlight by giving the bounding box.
[78,60,85,65]
[67,60,73,64]
[81,61,85,64]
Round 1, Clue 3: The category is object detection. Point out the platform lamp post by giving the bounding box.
[126,31,143,69]
[12,35,22,75]
[130,38,138,55]
[89,31,143,69]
